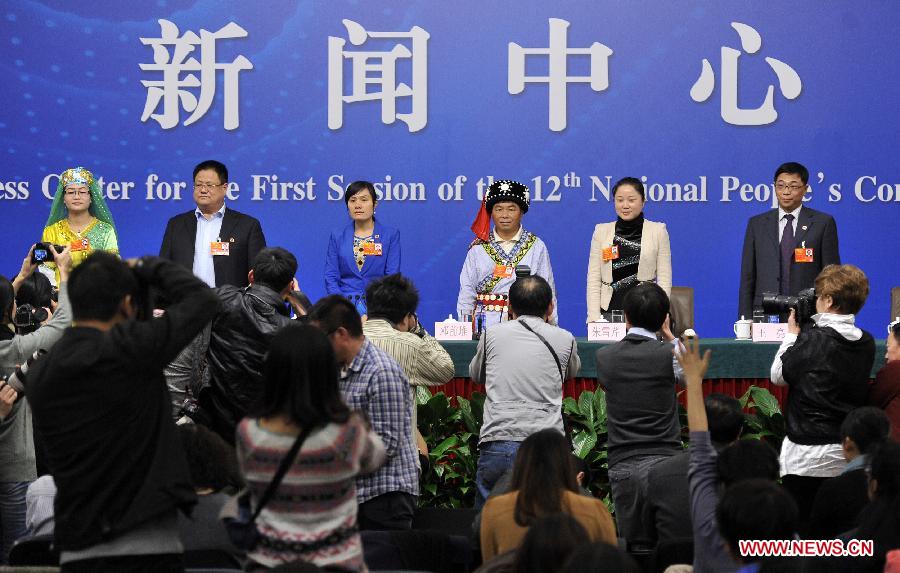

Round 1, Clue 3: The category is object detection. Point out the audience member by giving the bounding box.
[595,281,684,543]
[559,542,641,573]
[309,295,418,531]
[176,424,243,557]
[681,337,781,573]
[472,454,592,540]
[810,407,891,538]
[470,275,580,508]
[362,273,454,463]
[192,247,304,444]
[716,479,799,572]
[770,264,875,527]
[26,253,218,573]
[869,320,900,441]
[0,245,71,564]
[834,440,900,572]
[236,323,385,572]
[479,429,615,561]
[512,513,591,573]
[644,393,744,545]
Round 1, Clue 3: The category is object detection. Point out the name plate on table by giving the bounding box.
[435,320,473,340]
[752,322,789,342]
[587,322,627,342]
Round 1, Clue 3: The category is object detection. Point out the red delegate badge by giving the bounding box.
[210,241,230,256]
[794,248,814,263]
[493,265,514,279]
[363,242,383,256]
[70,237,91,252]
[602,245,619,262]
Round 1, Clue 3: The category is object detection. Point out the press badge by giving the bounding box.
[362,242,383,256]
[602,245,620,261]
[210,241,230,256]
[794,248,814,263]
[70,237,91,252]
[493,265,514,279]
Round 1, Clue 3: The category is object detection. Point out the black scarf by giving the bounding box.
[615,213,645,241]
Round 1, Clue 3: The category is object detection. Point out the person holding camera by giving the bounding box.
[0,244,72,564]
[41,167,119,286]
[13,272,56,335]
[25,253,218,573]
[190,247,305,445]
[769,264,876,530]
[470,274,580,509]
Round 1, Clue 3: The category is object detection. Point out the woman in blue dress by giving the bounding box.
[324,181,401,315]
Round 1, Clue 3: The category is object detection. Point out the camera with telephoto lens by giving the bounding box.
[13,304,49,334]
[761,288,817,326]
[2,349,46,404]
[31,242,64,264]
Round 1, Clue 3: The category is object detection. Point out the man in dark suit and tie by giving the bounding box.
[738,162,840,319]
[159,160,266,287]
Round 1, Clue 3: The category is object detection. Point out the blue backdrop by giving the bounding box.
[1,1,897,337]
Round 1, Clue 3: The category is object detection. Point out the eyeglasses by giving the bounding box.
[774,182,806,192]
[64,189,89,197]
[194,182,224,190]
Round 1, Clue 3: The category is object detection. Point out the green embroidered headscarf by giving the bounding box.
[45,167,117,232]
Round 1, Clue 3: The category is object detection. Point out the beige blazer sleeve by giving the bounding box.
[635,220,672,295]
[585,223,616,322]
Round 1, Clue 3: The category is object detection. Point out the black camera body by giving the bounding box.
[761,288,817,326]
[13,304,49,334]
[31,242,64,264]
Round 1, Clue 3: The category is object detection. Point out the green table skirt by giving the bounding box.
[438,338,887,379]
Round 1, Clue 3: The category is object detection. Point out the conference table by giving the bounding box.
[431,338,888,407]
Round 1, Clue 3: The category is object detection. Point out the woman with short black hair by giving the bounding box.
[585,176,672,322]
[324,181,401,316]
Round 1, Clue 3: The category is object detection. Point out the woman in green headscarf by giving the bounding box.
[41,167,119,283]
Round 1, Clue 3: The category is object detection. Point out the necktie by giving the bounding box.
[780,214,795,294]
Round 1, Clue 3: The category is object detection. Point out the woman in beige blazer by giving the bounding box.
[586,177,672,322]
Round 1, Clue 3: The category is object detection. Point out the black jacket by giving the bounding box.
[200,284,293,440]
[159,207,266,288]
[809,468,869,538]
[26,258,219,550]
[782,326,875,445]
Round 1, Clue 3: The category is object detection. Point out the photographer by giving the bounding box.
[25,253,218,572]
[14,271,55,335]
[0,244,72,564]
[769,264,876,531]
[190,247,303,445]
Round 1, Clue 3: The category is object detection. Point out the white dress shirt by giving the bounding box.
[192,204,226,287]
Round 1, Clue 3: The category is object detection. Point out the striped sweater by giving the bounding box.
[237,414,385,572]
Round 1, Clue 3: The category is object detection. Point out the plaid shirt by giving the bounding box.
[340,339,419,503]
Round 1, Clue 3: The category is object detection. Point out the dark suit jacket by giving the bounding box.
[159,207,266,288]
[738,206,840,318]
